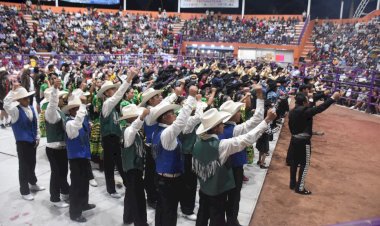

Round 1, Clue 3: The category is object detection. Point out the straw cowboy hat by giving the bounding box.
[40,88,69,106]
[96,81,120,98]
[219,100,244,122]
[196,108,231,135]
[118,104,144,121]
[149,102,181,123]
[139,88,163,107]
[62,97,81,114]
[11,87,35,104]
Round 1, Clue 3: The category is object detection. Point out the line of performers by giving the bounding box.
[4,69,277,226]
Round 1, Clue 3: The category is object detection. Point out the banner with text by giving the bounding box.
[180,0,239,8]
[62,0,120,5]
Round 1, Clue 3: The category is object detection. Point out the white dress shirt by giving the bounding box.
[230,99,265,137]
[182,101,204,135]
[66,104,87,139]
[124,117,144,148]
[4,91,41,140]
[45,88,65,149]
[101,81,131,118]
[159,96,196,151]
[200,120,269,165]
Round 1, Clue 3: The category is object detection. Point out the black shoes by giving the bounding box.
[227,219,243,226]
[260,165,269,169]
[295,189,312,195]
[83,203,96,211]
[71,215,87,223]
[289,183,295,190]
[0,124,5,129]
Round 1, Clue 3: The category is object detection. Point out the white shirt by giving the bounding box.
[159,96,196,151]
[66,104,87,140]
[123,117,144,148]
[45,88,65,149]
[102,81,131,118]
[200,120,269,165]
[182,101,204,135]
[4,91,41,140]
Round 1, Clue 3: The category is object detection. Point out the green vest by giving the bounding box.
[192,137,235,196]
[45,110,66,143]
[181,129,198,155]
[100,108,121,137]
[121,128,144,172]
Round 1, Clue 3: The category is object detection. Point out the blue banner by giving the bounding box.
[62,0,120,5]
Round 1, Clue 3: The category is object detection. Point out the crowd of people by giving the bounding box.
[181,13,300,44]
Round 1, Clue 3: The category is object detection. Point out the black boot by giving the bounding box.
[71,215,87,223]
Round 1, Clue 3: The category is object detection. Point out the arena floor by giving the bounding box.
[250,104,380,226]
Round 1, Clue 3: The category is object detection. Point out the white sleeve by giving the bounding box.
[219,120,268,164]
[66,104,87,139]
[3,91,19,123]
[182,101,203,134]
[160,96,196,150]
[233,99,265,136]
[45,88,61,124]
[124,117,144,148]
[102,81,131,118]
[144,108,155,126]
[163,92,178,104]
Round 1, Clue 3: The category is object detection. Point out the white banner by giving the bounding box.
[180,0,239,8]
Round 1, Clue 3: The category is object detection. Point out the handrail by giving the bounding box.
[298,16,310,45]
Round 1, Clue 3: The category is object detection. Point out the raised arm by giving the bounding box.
[183,95,204,134]
[45,80,62,124]
[304,92,340,118]
[124,108,149,148]
[66,102,87,139]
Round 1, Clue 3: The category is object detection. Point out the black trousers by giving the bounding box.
[69,158,90,219]
[290,144,311,191]
[16,141,38,195]
[180,153,197,215]
[226,166,244,223]
[155,175,184,226]
[196,190,227,226]
[144,145,158,203]
[123,169,148,226]
[46,147,69,202]
[102,135,127,194]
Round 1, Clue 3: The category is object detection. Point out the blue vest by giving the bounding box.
[144,122,158,144]
[152,126,183,174]
[218,123,247,167]
[11,106,37,143]
[66,116,91,160]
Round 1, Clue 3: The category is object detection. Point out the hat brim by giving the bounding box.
[62,103,80,114]
[222,103,245,122]
[196,111,231,135]
[118,108,144,121]
[138,90,163,107]
[13,91,35,101]
[150,104,181,123]
[96,83,120,98]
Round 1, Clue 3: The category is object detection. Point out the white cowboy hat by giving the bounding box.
[0,67,6,72]
[149,102,181,123]
[139,88,163,107]
[96,81,120,98]
[219,100,244,122]
[72,88,90,98]
[196,108,231,135]
[11,87,35,104]
[118,104,144,121]
[62,97,81,114]
[41,88,69,106]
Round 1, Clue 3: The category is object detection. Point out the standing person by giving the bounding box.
[193,107,276,226]
[63,96,96,223]
[4,81,45,201]
[44,78,70,208]
[120,105,150,226]
[139,83,183,209]
[0,67,11,128]
[218,85,265,226]
[287,92,341,195]
[98,68,138,198]
[151,86,198,226]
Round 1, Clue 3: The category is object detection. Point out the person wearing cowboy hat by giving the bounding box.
[192,107,276,226]
[3,81,45,201]
[151,85,198,226]
[120,105,150,226]
[218,84,265,226]
[64,95,96,223]
[139,83,184,209]
[44,78,70,208]
[98,67,138,199]
[178,90,214,222]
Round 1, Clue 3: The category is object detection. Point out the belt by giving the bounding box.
[145,143,152,147]
[292,133,311,139]
[158,173,181,178]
